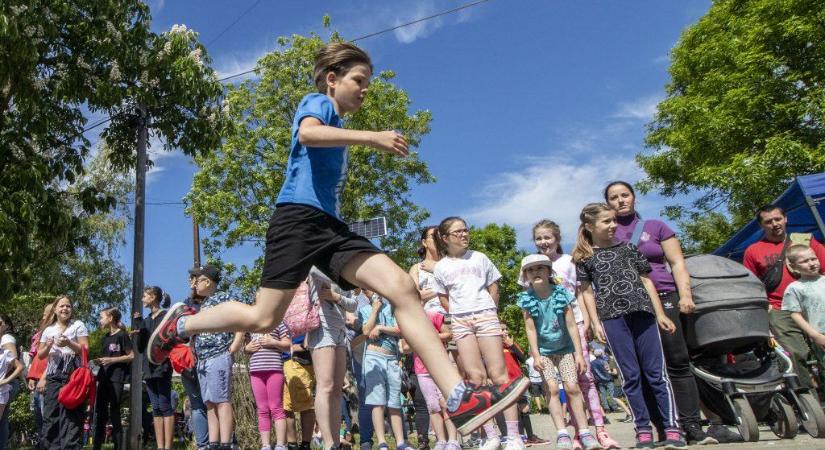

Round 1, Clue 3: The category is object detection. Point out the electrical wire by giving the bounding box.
[218,0,491,82]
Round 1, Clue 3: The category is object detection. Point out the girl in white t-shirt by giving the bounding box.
[0,314,23,419]
[533,220,619,449]
[433,217,529,450]
[37,295,89,450]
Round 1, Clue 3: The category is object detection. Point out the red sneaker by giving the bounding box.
[449,376,530,436]
[147,303,194,365]
[489,375,530,402]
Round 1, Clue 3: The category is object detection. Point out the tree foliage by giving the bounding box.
[469,223,528,308]
[187,29,434,294]
[7,147,132,339]
[1,1,224,299]
[641,0,825,250]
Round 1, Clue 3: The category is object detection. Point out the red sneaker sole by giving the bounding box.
[456,377,530,436]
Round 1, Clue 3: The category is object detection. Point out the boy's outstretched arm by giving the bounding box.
[298,117,408,156]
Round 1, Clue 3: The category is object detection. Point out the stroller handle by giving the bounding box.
[772,345,795,374]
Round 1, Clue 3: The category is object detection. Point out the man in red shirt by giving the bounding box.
[743,205,825,388]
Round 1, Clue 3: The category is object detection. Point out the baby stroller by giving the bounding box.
[683,254,825,442]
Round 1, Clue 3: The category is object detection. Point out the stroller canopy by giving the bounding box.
[714,172,825,262]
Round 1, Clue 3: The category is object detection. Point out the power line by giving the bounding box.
[352,0,489,42]
[205,0,264,47]
[218,0,491,82]
[82,0,492,133]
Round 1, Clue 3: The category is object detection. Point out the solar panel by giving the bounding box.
[348,217,387,239]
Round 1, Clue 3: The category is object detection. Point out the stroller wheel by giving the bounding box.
[796,391,825,438]
[732,397,760,442]
[769,394,798,439]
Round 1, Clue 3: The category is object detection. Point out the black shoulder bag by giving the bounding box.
[759,239,789,293]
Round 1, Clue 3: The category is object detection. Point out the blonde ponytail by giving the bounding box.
[572,224,594,263]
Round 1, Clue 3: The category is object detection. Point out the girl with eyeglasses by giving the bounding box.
[432,217,529,450]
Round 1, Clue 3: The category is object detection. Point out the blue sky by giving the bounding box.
[113,0,711,303]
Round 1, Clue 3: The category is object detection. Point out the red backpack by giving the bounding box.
[169,344,196,373]
[58,346,96,410]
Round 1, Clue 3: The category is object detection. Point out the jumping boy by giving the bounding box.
[147,41,527,437]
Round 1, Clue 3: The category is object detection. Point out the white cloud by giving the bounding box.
[146,135,178,184]
[151,0,166,13]
[465,156,645,250]
[213,48,268,82]
[393,1,445,44]
[652,54,670,65]
[613,95,662,121]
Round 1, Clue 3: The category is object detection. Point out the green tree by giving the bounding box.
[1,1,224,299]
[187,29,434,294]
[641,0,825,250]
[7,147,133,338]
[469,223,528,308]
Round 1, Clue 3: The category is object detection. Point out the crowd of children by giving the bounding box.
[15,39,825,450]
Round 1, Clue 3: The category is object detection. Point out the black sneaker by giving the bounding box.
[620,415,634,423]
[684,422,718,445]
[147,303,193,365]
[706,424,743,443]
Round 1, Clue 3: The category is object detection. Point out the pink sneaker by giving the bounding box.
[596,431,620,450]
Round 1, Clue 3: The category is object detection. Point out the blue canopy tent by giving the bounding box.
[714,172,825,261]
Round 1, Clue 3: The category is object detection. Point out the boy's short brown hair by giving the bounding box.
[313,42,373,93]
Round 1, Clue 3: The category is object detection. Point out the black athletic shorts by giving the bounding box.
[260,203,381,290]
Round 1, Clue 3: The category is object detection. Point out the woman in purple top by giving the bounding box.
[604,181,722,446]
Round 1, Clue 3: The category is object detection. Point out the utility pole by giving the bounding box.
[193,219,201,267]
[128,106,148,450]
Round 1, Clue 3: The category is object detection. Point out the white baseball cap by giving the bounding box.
[518,254,554,287]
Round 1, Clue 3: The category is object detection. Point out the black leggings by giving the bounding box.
[94,379,125,450]
[644,291,701,429]
[42,375,85,450]
[411,376,430,444]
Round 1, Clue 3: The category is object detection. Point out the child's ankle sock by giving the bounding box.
[446,380,468,412]
[483,423,500,439]
[506,421,521,439]
[176,315,189,338]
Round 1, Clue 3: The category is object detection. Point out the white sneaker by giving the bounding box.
[504,438,526,450]
[479,437,501,450]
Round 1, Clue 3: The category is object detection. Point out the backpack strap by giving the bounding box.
[80,345,88,368]
[630,219,647,246]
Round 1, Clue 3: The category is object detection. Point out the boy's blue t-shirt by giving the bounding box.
[357,300,399,355]
[276,93,347,219]
[516,286,575,356]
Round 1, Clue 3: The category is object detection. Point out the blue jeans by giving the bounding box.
[351,352,374,447]
[0,379,20,450]
[181,370,208,448]
[32,388,44,438]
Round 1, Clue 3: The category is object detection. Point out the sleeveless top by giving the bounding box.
[418,262,447,314]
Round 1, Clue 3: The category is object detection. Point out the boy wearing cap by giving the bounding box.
[189,265,246,450]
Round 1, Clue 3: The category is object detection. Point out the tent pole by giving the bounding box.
[807,195,825,237]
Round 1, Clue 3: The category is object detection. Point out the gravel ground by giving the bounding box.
[523,411,824,449]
